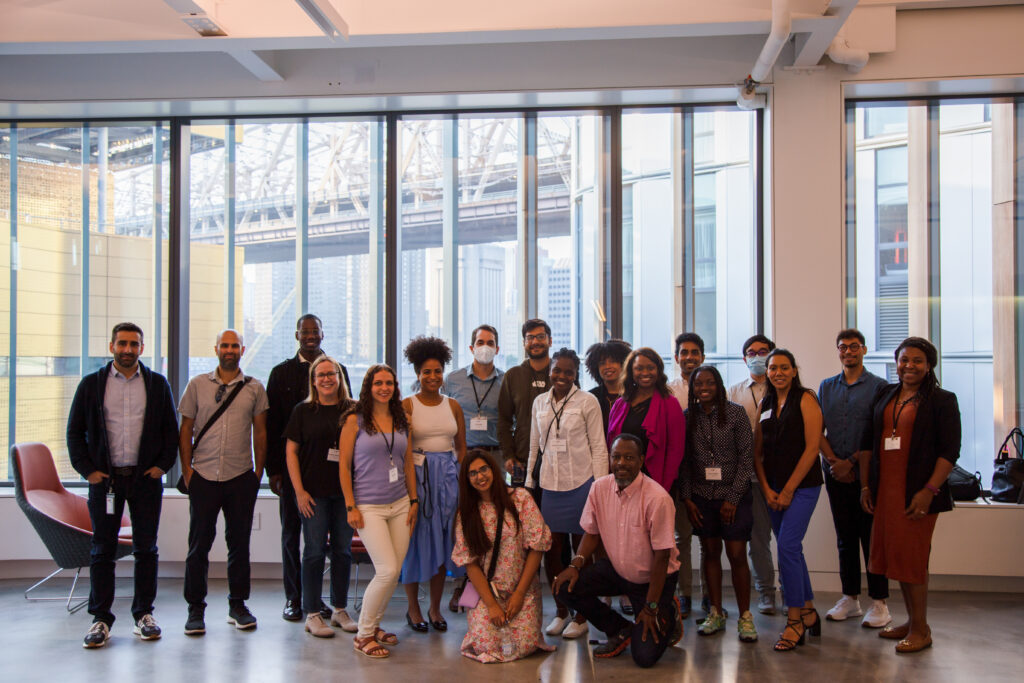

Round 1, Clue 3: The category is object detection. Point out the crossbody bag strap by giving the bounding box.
[485,504,506,583]
[192,376,251,451]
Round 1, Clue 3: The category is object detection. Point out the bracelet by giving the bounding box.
[566,564,580,573]
[409,498,419,505]
[924,483,939,495]
[861,486,870,492]
[571,553,586,567]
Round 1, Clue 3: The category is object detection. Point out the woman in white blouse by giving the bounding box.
[526,347,608,640]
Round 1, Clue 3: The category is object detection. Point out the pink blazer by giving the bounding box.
[607,390,686,493]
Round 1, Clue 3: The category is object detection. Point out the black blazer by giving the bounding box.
[861,384,961,514]
[66,361,180,482]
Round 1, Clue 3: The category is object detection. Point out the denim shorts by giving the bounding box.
[690,490,753,542]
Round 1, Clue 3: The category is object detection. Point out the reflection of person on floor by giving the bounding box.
[552,434,683,668]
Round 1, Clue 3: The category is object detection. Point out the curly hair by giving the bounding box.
[403,336,453,374]
[584,339,632,384]
[551,347,582,388]
[686,365,728,427]
[622,347,670,401]
[344,364,409,434]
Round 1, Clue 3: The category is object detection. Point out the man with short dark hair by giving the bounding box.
[726,333,778,615]
[497,318,551,483]
[553,434,683,668]
[819,328,891,627]
[179,329,269,635]
[446,324,503,452]
[68,322,179,648]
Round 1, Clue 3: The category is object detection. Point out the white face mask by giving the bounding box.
[473,345,497,365]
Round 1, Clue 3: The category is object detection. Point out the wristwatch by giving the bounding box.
[646,600,659,612]
[346,505,355,512]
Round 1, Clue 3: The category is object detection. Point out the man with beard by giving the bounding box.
[178,329,269,635]
[552,434,683,668]
[497,319,551,485]
[68,322,179,648]
[266,314,351,623]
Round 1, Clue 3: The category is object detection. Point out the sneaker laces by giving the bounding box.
[138,614,157,628]
[88,622,109,636]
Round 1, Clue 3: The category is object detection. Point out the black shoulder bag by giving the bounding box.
[176,377,252,494]
[991,427,1024,504]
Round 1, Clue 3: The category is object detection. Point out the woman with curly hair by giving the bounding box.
[607,347,686,493]
[399,336,467,633]
[584,339,632,431]
[339,364,418,658]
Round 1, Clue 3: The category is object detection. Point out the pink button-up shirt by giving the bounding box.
[579,473,680,584]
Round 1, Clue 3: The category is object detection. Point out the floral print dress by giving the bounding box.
[451,487,554,663]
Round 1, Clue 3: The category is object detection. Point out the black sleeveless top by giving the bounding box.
[761,387,823,490]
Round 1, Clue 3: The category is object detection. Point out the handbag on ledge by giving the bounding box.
[991,427,1024,504]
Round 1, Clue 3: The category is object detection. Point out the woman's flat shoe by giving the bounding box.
[896,635,933,653]
[405,612,428,633]
[429,615,448,632]
[879,624,910,640]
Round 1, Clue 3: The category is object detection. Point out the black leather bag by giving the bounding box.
[947,465,983,501]
[991,428,1024,504]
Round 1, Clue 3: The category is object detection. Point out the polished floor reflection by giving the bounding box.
[2,577,1018,682]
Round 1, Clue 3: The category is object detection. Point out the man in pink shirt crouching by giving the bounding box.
[552,433,684,667]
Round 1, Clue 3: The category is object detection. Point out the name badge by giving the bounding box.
[326,448,340,462]
[470,416,488,431]
[760,410,771,422]
[548,438,567,457]
[884,436,901,451]
[705,467,722,481]
[532,380,547,388]
[105,493,116,515]
[413,452,426,467]
[388,467,400,483]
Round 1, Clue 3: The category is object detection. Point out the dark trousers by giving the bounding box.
[300,493,354,614]
[557,558,678,668]
[279,476,302,603]
[824,470,889,600]
[184,470,259,609]
[87,472,162,626]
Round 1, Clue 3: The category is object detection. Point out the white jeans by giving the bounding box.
[356,496,412,639]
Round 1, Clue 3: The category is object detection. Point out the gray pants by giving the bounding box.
[675,502,694,596]
[749,484,776,595]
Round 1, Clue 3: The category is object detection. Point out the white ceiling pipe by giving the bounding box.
[738,0,791,110]
[826,31,869,73]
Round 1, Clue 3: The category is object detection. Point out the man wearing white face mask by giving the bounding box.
[446,324,504,454]
[726,334,779,616]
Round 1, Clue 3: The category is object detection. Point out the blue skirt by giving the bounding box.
[400,450,465,584]
[541,478,594,535]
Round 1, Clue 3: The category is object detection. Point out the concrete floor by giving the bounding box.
[3,575,1019,682]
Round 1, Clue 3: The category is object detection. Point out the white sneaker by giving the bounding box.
[861,600,892,628]
[826,595,863,621]
[545,615,570,636]
[561,620,589,639]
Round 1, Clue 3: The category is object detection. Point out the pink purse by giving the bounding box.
[459,514,505,609]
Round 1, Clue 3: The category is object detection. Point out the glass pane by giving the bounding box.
[691,109,758,386]
[0,124,9,478]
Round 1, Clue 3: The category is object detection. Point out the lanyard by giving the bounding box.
[550,388,577,438]
[891,392,918,437]
[469,372,496,414]
[372,418,397,467]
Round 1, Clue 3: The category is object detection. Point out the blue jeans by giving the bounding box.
[300,493,354,615]
[768,486,820,609]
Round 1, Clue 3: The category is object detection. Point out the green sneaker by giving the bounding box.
[698,608,726,636]
[738,611,758,642]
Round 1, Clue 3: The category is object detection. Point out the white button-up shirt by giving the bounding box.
[526,388,608,491]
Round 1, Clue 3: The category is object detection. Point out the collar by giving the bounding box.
[108,362,141,380]
[465,364,499,381]
[746,376,767,390]
[296,351,324,365]
[207,368,245,386]
[836,369,868,387]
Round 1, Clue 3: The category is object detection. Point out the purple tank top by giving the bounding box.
[352,417,409,505]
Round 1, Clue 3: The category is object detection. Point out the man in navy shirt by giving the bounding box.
[818,328,891,628]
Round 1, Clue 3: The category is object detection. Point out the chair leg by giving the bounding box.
[352,564,362,612]
[25,567,88,613]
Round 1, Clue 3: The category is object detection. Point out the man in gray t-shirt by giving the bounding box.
[178,329,269,636]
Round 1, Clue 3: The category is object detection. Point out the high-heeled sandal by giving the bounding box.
[774,617,806,652]
[449,578,467,613]
[801,608,821,637]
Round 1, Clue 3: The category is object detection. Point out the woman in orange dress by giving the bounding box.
[860,337,960,654]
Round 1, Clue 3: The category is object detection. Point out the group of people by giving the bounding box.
[66,315,961,666]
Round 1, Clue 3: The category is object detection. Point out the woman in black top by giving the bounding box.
[752,349,824,652]
[285,356,356,637]
[584,339,632,431]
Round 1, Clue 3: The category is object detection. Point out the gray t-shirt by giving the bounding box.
[179,370,269,482]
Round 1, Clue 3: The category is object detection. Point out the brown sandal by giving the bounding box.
[374,627,399,645]
[354,636,390,659]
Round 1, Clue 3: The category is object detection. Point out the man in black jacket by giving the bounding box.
[265,314,351,621]
[67,322,179,649]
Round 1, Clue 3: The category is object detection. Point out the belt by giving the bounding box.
[112,466,136,476]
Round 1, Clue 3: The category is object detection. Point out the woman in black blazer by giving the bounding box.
[859,337,960,654]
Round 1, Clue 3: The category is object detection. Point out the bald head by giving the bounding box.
[215,329,245,375]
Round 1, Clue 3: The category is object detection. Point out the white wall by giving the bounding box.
[3,6,1024,585]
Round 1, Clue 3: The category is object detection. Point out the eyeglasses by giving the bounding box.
[215,384,228,403]
[315,371,338,380]
[468,464,491,480]
[744,349,770,358]
[524,333,549,343]
[837,343,864,352]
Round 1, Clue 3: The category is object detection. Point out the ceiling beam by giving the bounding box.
[792,0,860,68]
[225,49,284,81]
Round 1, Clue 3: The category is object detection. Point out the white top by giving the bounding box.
[409,395,458,452]
[667,376,689,413]
[526,388,608,492]
[726,377,769,432]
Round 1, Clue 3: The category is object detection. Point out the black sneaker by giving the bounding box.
[227,603,258,630]
[184,607,206,636]
[132,613,162,640]
[83,621,110,649]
